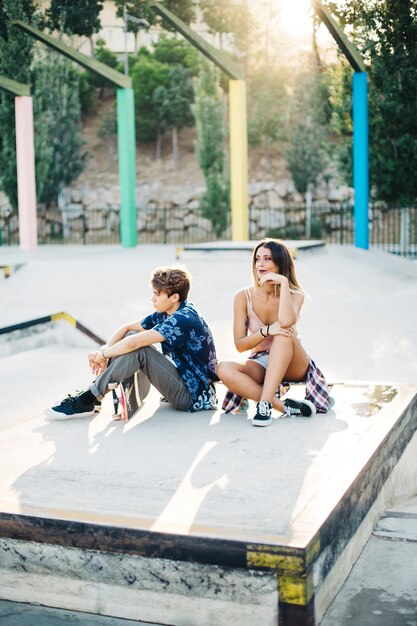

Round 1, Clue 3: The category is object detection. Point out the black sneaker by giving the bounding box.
[283,398,316,418]
[252,401,272,427]
[44,393,96,421]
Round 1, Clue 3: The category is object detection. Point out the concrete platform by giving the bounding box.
[1,244,417,625]
[0,373,416,625]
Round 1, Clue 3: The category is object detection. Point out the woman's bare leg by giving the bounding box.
[217,360,264,402]
[260,334,310,410]
[217,360,285,412]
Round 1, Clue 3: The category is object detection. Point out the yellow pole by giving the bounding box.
[229,79,249,241]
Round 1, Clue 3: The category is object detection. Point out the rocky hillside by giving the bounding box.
[78,93,298,200]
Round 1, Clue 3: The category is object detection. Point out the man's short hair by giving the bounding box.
[151,266,191,302]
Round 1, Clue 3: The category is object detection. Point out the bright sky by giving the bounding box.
[280,0,313,37]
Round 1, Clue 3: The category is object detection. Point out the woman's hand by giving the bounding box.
[268,321,294,337]
[259,272,289,287]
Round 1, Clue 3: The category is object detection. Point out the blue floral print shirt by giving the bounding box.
[141,300,218,411]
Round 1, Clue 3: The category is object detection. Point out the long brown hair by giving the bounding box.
[251,238,303,293]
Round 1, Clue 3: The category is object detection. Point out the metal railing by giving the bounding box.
[250,203,416,258]
[1,203,416,258]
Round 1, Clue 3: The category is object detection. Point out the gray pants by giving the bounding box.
[90,345,192,411]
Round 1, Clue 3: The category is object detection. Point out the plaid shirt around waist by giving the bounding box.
[222,352,332,414]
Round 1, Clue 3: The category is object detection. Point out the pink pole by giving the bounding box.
[15,96,38,250]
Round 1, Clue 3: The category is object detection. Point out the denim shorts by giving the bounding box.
[251,351,269,369]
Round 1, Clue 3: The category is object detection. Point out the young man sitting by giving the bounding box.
[45,266,218,420]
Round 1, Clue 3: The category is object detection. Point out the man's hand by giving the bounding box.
[88,350,108,376]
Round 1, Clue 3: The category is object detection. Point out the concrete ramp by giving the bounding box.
[1,243,416,625]
[0,368,416,625]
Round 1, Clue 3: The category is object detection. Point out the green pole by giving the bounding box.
[117,87,137,247]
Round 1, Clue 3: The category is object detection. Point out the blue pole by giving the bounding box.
[353,72,369,249]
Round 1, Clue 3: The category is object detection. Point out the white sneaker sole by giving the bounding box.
[252,416,272,427]
[44,408,96,421]
[284,398,317,418]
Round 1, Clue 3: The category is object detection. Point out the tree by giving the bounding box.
[44,0,103,54]
[200,0,236,48]
[0,0,35,210]
[194,62,229,236]
[131,54,170,152]
[153,34,199,76]
[326,0,417,203]
[131,39,201,159]
[32,51,86,206]
[152,65,195,171]
[327,60,353,190]
[200,0,251,52]
[285,57,332,196]
[88,38,121,99]
[247,63,291,170]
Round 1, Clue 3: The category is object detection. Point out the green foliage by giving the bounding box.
[0,1,87,210]
[153,35,199,75]
[152,65,195,170]
[194,62,229,236]
[131,56,170,140]
[87,38,120,98]
[44,0,103,36]
[199,172,230,237]
[200,0,251,52]
[200,0,236,38]
[285,58,332,195]
[32,52,86,205]
[152,65,195,131]
[79,72,96,114]
[94,38,121,69]
[194,72,225,176]
[163,0,196,25]
[247,64,291,148]
[131,41,198,157]
[327,0,417,203]
[0,0,35,209]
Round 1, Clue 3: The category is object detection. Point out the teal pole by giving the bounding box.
[353,72,369,249]
[117,87,137,247]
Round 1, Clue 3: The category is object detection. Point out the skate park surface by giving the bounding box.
[0,243,417,626]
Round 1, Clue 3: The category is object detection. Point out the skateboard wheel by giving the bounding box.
[238,399,250,412]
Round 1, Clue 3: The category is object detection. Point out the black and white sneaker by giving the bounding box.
[44,393,96,421]
[283,398,316,418]
[252,401,272,427]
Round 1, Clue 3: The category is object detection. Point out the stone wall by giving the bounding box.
[0,180,355,244]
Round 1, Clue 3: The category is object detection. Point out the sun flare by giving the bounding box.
[280,0,312,37]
